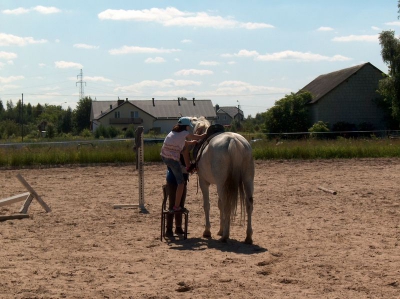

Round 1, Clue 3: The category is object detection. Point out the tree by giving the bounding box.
[377,1,400,125]
[73,96,92,133]
[264,92,312,134]
[378,30,400,121]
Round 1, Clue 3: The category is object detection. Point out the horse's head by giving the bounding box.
[191,116,210,135]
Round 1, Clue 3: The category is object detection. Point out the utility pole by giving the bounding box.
[76,69,86,100]
[21,93,24,142]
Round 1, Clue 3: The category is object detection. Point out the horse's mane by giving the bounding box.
[191,116,210,134]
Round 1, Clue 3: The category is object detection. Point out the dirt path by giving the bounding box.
[1,159,399,298]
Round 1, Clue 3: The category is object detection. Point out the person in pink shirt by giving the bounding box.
[161,117,206,212]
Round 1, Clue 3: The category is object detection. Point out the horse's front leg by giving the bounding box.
[199,178,211,238]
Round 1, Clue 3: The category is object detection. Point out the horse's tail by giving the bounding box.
[222,138,246,223]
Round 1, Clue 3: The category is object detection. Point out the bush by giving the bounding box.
[95,125,109,138]
[125,125,135,138]
[308,121,330,139]
[80,128,92,138]
[107,126,120,138]
[46,123,55,139]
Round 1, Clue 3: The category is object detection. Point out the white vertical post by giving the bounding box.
[137,127,145,209]
[113,126,145,210]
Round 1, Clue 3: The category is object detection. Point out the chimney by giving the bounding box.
[215,104,220,113]
[178,97,181,106]
[192,97,195,106]
[152,98,155,107]
[117,99,124,106]
[110,105,112,110]
[126,98,128,102]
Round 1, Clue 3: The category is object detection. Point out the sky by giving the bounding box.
[0,1,399,117]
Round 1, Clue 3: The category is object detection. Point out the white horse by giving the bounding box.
[192,117,255,244]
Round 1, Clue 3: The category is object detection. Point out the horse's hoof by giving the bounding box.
[219,237,228,243]
[244,237,253,245]
[203,231,212,238]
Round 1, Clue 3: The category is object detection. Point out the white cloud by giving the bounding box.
[317,26,334,31]
[385,21,400,26]
[85,76,112,82]
[73,44,99,50]
[175,69,214,76]
[0,84,19,91]
[115,78,201,93]
[199,61,219,66]
[371,26,381,31]
[152,89,196,97]
[332,34,379,42]
[0,51,17,60]
[54,61,83,69]
[38,63,46,68]
[2,7,30,15]
[32,6,61,14]
[0,33,47,46]
[217,81,289,94]
[223,49,351,62]
[98,7,273,30]
[256,50,351,62]
[181,39,192,43]
[0,75,24,83]
[109,45,181,55]
[228,61,236,65]
[2,6,61,15]
[222,49,259,58]
[145,57,166,63]
[240,22,274,29]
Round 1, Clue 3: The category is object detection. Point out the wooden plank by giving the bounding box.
[0,214,30,221]
[318,186,337,195]
[16,174,51,213]
[19,193,34,214]
[0,192,31,207]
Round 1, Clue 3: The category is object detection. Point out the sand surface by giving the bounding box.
[1,159,399,298]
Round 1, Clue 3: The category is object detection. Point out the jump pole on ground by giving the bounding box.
[113,126,145,210]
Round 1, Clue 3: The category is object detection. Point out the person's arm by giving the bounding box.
[187,133,206,140]
[185,140,198,146]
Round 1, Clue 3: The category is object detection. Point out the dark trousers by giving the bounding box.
[166,182,187,230]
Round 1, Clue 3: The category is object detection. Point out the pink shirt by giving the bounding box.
[161,130,190,161]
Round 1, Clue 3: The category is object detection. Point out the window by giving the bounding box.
[223,115,227,120]
[131,111,139,118]
[115,111,120,118]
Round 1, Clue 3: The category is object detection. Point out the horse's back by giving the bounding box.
[197,132,254,184]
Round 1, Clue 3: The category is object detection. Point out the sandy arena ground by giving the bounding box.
[0,159,399,298]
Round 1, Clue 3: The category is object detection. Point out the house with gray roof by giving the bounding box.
[90,98,217,134]
[300,62,386,130]
[215,104,244,126]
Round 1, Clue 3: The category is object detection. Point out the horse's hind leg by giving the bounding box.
[220,212,231,243]
[244,196,253,244]
[199,179,212,238]
[217,197,223,236]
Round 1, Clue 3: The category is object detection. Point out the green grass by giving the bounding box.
[1,137,400,168]
[251,138,400,159]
